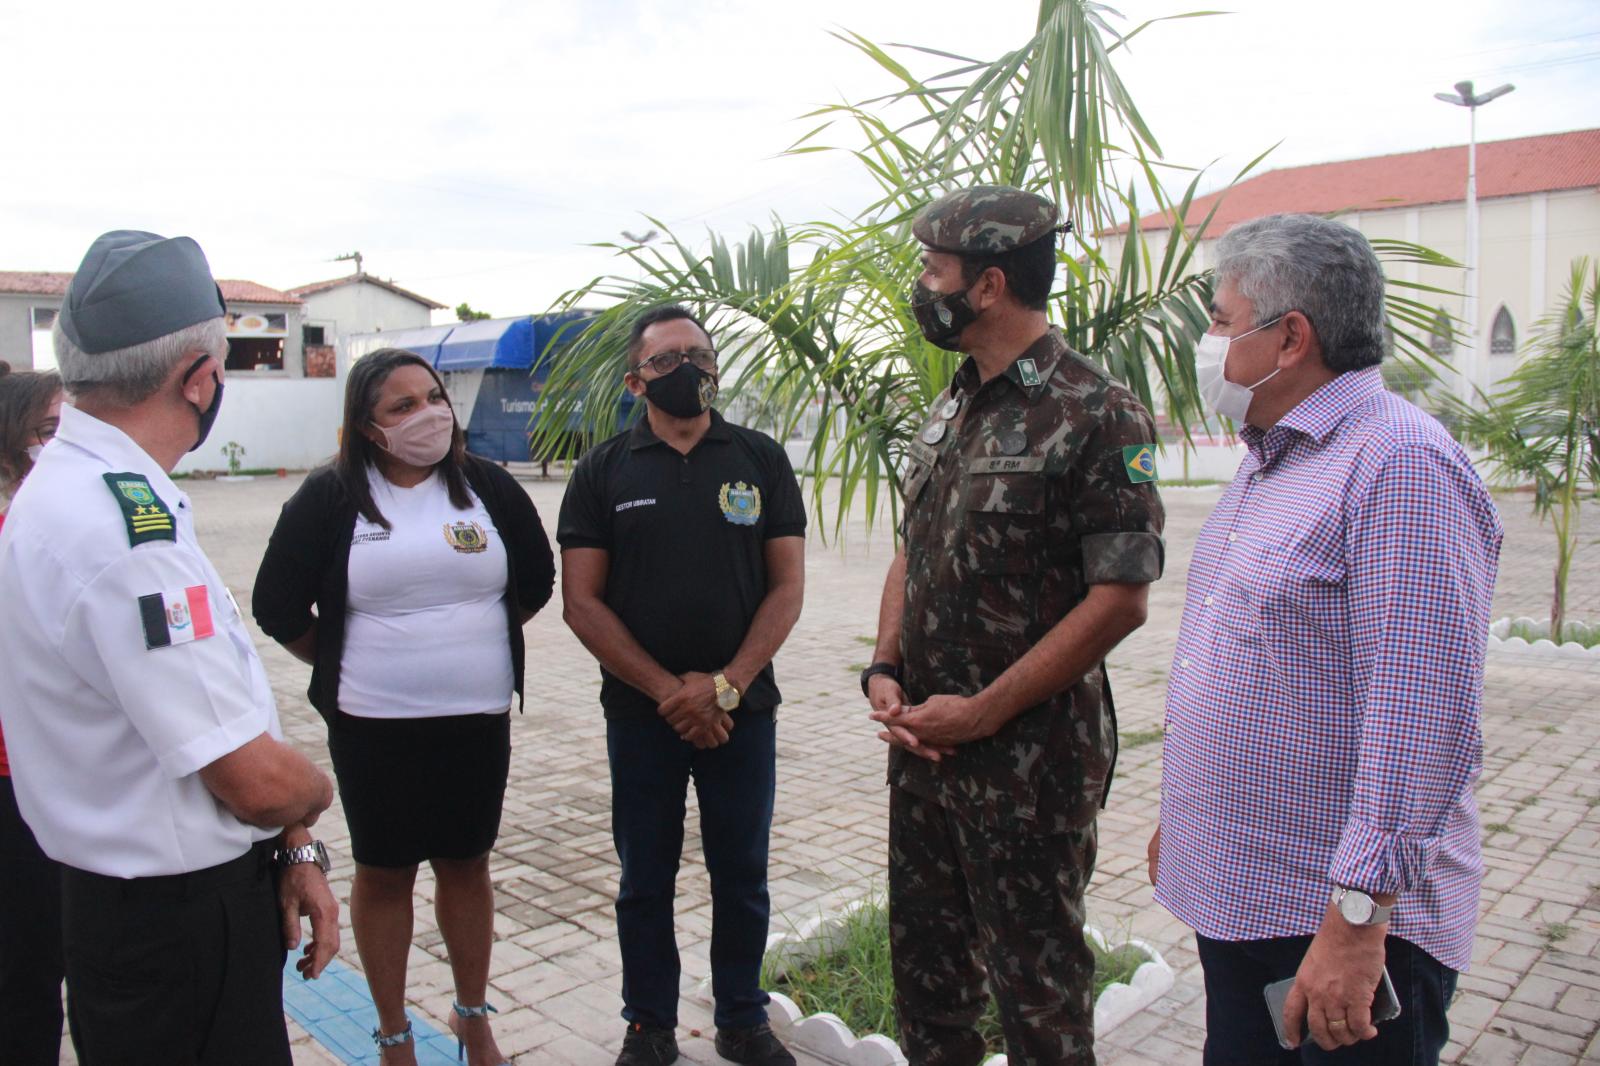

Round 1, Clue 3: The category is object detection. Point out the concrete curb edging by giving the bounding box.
[693,902,1175,1066]
[1488,616,1600,660]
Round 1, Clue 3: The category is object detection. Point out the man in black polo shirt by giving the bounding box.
[557,304,806,1066]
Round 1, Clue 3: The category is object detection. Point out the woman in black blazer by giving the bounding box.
[254,349,553,1066]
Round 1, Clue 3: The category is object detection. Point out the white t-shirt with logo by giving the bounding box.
[339,467,513,719]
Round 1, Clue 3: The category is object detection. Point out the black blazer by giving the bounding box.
[252,456,555,719]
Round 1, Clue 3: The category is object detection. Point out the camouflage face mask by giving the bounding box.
[911,280,979,352]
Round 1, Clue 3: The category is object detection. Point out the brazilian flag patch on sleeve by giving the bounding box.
[102,473,177,546]
[1121,444,1158,484]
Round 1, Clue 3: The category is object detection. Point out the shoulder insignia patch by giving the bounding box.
[1122,444,1158,484]
[718,481,762,526]
[102,473,177,546]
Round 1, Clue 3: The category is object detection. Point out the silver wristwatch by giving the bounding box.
[276,840,331,873]
[1332,885,1392,926]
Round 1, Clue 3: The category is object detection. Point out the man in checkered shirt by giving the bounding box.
[1149,213,1503,1064]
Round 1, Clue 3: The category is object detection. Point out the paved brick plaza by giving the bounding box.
[147,472,1600,1064]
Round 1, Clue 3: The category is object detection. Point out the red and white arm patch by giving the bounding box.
[137,585,216,649]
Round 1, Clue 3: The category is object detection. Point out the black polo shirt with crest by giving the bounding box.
[556,409,806,718]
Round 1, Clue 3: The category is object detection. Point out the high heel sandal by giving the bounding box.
[451,1001,510,1065]
[372,1021,414,1059]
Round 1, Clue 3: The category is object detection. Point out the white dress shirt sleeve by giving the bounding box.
[68,543,271,779]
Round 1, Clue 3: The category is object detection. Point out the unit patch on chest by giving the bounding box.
[718,482,762,526]
[444,520,488,553]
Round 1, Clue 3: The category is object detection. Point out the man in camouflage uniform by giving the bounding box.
[863,186,1165,1065]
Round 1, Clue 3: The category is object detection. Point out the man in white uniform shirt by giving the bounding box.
[0,230,338,1065]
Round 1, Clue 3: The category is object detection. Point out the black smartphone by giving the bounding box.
[1263,968,1401,1049]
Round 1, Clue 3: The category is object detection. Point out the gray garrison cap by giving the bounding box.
[912,185,1061,255]
[59,230,226,354]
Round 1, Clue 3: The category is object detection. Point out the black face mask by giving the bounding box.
[911,280,980,351]
[643,363,718,419]
[180,354,224,452]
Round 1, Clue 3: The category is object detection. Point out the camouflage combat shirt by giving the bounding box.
[892,327,1165,832]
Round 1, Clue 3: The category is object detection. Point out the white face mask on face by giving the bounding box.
[1195,315,1285,423]
[25,444,43,464]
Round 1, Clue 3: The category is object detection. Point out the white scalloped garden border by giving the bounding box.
[693,900,1174,1066]
[1488,616,1600,661]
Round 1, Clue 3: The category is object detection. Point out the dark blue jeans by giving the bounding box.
[1196,932,1457,1066]
[607,710,776,1030]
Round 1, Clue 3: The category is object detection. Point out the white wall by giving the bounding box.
[0,294,51,369]
[300,283,435,339]
[173,377,343,475]
[1101,186,1600,395]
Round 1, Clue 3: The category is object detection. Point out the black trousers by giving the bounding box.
[0,774,65,1066]
[1196,932,1458,1066]
[61,840,291,1066]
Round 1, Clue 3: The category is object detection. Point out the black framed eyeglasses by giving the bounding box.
[631,347,718,376]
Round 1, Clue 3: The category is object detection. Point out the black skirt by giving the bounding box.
[327,710,511,868]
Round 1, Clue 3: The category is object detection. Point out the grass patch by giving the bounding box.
[1120,727,1165,749]
[764,898,1145,1054]
[1483,822,1512,834]
[1544,922,1573,944]
[847,662,868,673]
[853,635,879,646]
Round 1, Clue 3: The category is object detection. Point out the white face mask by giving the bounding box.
[25,444,43,464]
[1195,315,1284,424]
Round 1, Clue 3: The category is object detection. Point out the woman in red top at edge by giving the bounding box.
[0,362,67,1065]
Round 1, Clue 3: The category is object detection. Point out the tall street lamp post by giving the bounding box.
[1434,80,1514,402]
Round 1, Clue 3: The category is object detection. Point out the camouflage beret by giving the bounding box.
[912,185,1062,255]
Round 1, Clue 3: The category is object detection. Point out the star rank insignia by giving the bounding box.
[102,473,176,546]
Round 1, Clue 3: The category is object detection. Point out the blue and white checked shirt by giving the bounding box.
[1156,367,1502,972]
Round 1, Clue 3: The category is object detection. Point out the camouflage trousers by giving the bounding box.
[888,786,1099,1066]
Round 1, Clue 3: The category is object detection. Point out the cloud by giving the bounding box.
[5,0,1593,318]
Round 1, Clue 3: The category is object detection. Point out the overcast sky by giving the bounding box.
[3,0,1595,320]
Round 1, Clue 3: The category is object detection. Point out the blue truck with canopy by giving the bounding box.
[345,312,636,464]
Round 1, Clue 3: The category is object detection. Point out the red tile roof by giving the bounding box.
[216,280,302,305]
[0,271,301,305]
[288,272,446,310]
[0,272,68,298]
[1115,127,1600,234]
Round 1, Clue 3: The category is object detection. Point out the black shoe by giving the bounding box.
[617,1022,679,1066]
[714,1022,796,1066]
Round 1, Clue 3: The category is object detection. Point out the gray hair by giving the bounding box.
[1214,213,1388,372]
[54,316,227,405]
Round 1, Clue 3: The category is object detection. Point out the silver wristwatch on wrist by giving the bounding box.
[1331,885,1392,926]
[276,840,331,873]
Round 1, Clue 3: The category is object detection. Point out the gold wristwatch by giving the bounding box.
[712,672,741,711]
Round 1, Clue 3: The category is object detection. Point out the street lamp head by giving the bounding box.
[1436,80,1516,109]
